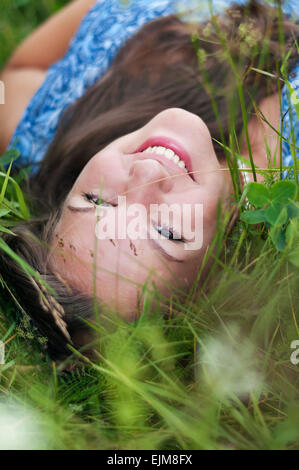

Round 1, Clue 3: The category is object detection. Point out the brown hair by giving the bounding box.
[1,1,298,362]
[30,2,298,211]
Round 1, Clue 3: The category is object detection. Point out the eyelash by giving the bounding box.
[155,225,184,243]
[82,192,116,207]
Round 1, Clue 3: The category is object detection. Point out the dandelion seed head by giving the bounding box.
[198,326,264,399]
[0,402,47,450]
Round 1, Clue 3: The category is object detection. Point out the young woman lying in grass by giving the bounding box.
[0,0,298,361]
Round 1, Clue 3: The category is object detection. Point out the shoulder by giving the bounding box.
[0,67,46,155]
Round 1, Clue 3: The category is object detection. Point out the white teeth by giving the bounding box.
[156,146,166,155]
[164,148,175,159]
[141,145,187,172]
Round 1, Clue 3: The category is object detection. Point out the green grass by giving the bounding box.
[0,0,299,451]
[0,0,70,68]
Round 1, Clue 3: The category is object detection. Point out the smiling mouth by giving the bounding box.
[135,137,194,180]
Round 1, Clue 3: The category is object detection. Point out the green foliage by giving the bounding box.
[0,149,31,227]
[0,0,298,452]
[1,145,298,450]
[241,181,299,256]
[0,0,70,68]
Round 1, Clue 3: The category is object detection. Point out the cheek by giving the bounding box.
[197,196,220,248]
[50,219,97,290]
[183,190,220,245]
[50,246,93,296]
[203,197,219,222]
[78,149,124,189]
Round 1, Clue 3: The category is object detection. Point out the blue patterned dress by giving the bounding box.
[6,0,299,176]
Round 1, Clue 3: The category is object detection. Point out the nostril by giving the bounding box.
[129,159,174,193]
[130,158,163,177]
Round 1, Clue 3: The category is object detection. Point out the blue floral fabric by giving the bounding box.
[6,0,299,176]
[281,62,299,177]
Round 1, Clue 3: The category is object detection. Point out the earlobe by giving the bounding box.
[237,159,251,189]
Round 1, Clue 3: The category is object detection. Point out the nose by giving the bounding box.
[126,158,174,202]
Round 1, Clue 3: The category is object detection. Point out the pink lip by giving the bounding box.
[135,136,193,178]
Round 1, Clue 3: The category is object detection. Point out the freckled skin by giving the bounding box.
[58,238,64,248]
[129,240,138,257]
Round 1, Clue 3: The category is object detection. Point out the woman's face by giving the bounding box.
[50,108,233,319]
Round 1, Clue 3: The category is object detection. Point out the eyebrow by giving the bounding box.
[148,238,184,263]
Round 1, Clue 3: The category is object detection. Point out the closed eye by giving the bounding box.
[66,192,118,213]
[154,224,185,243]
[82,192,117,207]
